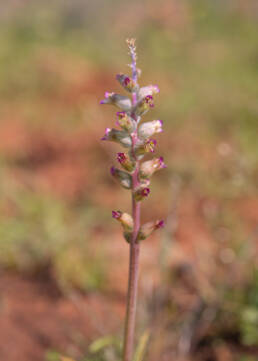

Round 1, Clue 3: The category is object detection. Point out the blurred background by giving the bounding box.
[0,0,258,360]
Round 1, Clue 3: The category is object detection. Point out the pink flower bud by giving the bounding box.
[117,152,135,172]
[137,219,165,241]
[110,166,132,189]
[138,85,160,100]
[116,111,136,133]
[100,92,132,111]
[139,157,167,179]
[133,187,150,202]
[112,210,133,231]
[134,95,155,116]
[116,74,137,92]
[138,120,163,140]
[135,138,157,157]
[101,128,132,147]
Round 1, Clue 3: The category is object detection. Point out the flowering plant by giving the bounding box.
[100,39,166,361]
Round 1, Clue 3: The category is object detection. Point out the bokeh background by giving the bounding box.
[0,1,258,360]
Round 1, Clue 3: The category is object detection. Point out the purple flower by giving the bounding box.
[117,152,127,163]
[145,95,154,107]
[116,111,135,133]
[133,187,150,202]
[116,74,137,92]
[117,152,135,172]
[141,187,150,197]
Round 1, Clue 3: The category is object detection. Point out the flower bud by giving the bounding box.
[139,157,167,179]
[116,74,138,92]
[112,210,133,231]
[117,152,135,172]
[134,95,154,116]
[135,138,157,156]
[137,220,164,241]
[101,128,132,148]
[110,166,132,189]
[133,187,150,202]
[138,120,163,140]
[116,111,136,133]
[138,85,160,100]
[100,92,132,111]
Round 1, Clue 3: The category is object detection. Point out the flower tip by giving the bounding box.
[141,187,150,197]
[110,166,116,176]
[117,152,126,163]
[112,210,121,219]
[159,156,167,168]
[101,127,111,140]
[156,220,165,229]
[99,100,105,105]
[154,85,160,93]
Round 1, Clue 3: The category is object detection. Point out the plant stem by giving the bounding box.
[123,43,141,361]
[122,193,141,361]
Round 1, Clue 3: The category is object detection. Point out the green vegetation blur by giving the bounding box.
[0,0,258,359]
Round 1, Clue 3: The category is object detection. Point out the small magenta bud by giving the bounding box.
[116,111,135,133]
[134,187,150,202]
[110,166,116,176]
[155,220,165,229]
[117,152,126,163]
[100,92,132,111]
[138,120,163,140]
[110,167,132,189]
[112,210,122,219]
[117,152,135,172]
[116,73,137,92]
[145,95,154,107]
[137,219,165,241]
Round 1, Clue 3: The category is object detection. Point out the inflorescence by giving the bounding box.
[100,39,166,243]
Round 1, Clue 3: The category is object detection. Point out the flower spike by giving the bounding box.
[100,40,166,361]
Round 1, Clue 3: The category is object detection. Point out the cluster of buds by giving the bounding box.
[100,39,165,243]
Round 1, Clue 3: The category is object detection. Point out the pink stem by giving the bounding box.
[122,47,141,361]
